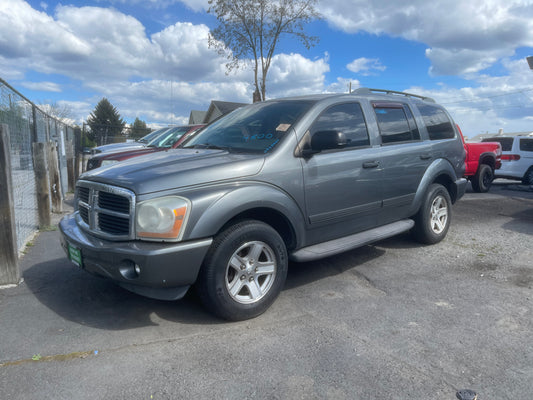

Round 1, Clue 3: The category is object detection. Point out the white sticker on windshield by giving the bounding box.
[276,124,291,132]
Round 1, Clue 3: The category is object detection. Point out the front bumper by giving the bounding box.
[59,213,212,300]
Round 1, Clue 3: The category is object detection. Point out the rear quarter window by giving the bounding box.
[482,137,514,151]
[519,138,533,152]
[417,104,455,140]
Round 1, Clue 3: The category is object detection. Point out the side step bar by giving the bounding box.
[290,219,415,262]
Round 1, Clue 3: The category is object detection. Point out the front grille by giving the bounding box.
[75,181,136,240]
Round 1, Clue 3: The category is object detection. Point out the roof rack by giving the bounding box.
[352,88,436,103]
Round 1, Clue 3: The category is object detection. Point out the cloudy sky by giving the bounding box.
[2,0,533,137]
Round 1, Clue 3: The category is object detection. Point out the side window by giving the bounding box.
[373,103,420,144]
[310,103,370,148]
[417,104,455,140]
[519,138,533,152]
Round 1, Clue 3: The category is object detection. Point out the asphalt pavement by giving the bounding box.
[0,180,532,400]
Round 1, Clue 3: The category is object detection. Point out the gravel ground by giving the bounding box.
[0,180,531,400]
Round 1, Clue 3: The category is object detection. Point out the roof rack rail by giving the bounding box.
[352,87,435,103]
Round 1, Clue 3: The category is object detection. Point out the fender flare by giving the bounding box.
[409,158,460,215]
[187,183,306,247]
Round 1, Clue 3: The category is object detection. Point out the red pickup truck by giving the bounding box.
[458,127,502,192]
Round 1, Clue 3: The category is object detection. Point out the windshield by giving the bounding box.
[147,126,191,148]
[138,127,170,143]
[183,100,314,154]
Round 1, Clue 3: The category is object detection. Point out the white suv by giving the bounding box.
[482,135,533,185]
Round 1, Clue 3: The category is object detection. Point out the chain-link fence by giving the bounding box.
[82,124,152,147]
[0,77,76,253]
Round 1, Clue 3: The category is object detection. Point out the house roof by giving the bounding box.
[188,110,207,125]
[203,100,248,123]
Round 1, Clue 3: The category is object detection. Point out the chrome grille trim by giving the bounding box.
[75,181,136,241]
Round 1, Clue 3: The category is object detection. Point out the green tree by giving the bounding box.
[208,0,320,102]
[87,98,125,145]
[130,117,150,140]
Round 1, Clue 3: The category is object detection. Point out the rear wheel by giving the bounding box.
[522,167,533,185]
[412,184,452,245]
[196,220,288,321]
[471,164,493,193]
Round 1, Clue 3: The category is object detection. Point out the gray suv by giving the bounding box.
[60,88,467,320]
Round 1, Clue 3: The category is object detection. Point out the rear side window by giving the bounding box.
[417,104,455,140]
[482,137,514,151]
[310,102,370,148]
[520,138,533,152]
[373,103,420,144]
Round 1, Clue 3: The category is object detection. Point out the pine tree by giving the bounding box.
[130,117,149,140]
[87,98,125,145]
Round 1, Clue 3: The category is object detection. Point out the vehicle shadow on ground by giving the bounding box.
[23,240,391,330]
[285,244,387,290]
[22,257,219,329]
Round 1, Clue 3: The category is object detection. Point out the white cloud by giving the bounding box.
[324,77,361,94]
[0,0,91,60]
[346,58,386,76]
[319,0,533,76]
[20,81,61,92]
[95,0,209,12]
[404,58,533,137]
[267,53,330,98]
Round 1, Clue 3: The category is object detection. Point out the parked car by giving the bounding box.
[89,127,172,155]
[60,88,467,321]
[86,125,205,170]
[458,127,502,192]
[481,135,533,185]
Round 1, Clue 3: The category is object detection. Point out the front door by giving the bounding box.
[301,102,383,243]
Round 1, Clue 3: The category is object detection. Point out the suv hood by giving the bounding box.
[80,148,265,194]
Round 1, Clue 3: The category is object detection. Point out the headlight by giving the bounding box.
[136,196,191,241]
[101,160,119,167]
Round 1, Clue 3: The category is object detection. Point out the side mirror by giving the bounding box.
[311,130,347,151]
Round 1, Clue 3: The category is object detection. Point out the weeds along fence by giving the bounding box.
[0,78,79,284]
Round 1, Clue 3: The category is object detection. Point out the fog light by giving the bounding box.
[119,260,141,280]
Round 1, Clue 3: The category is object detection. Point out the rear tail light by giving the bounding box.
[501,154,521,161]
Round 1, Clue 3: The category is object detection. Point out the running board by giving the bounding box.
[290,219,415,262]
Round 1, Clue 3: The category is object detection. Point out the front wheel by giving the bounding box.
[412,184,452,245]
[196,220,288,321]
[471,164,493,193]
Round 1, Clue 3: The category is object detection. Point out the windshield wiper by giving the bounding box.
[186,143,229,151]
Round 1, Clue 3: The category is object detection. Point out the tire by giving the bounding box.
[196,220,288,321]
[412,183,452,245]
[471,164,493,193]
[522,167,533,185]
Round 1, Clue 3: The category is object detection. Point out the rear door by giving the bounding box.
[373,101,433,223]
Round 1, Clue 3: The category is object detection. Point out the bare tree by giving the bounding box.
[38,100,75,124]
[208,0,320,102]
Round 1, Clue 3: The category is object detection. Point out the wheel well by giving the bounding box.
[479,155,496,170]
[219,208,297,251]
[432,174,458,203]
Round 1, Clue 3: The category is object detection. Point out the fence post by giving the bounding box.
[66,140,75,192]
[0,124,20,285]
[47,142,63,213]
[32,142,51,227]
